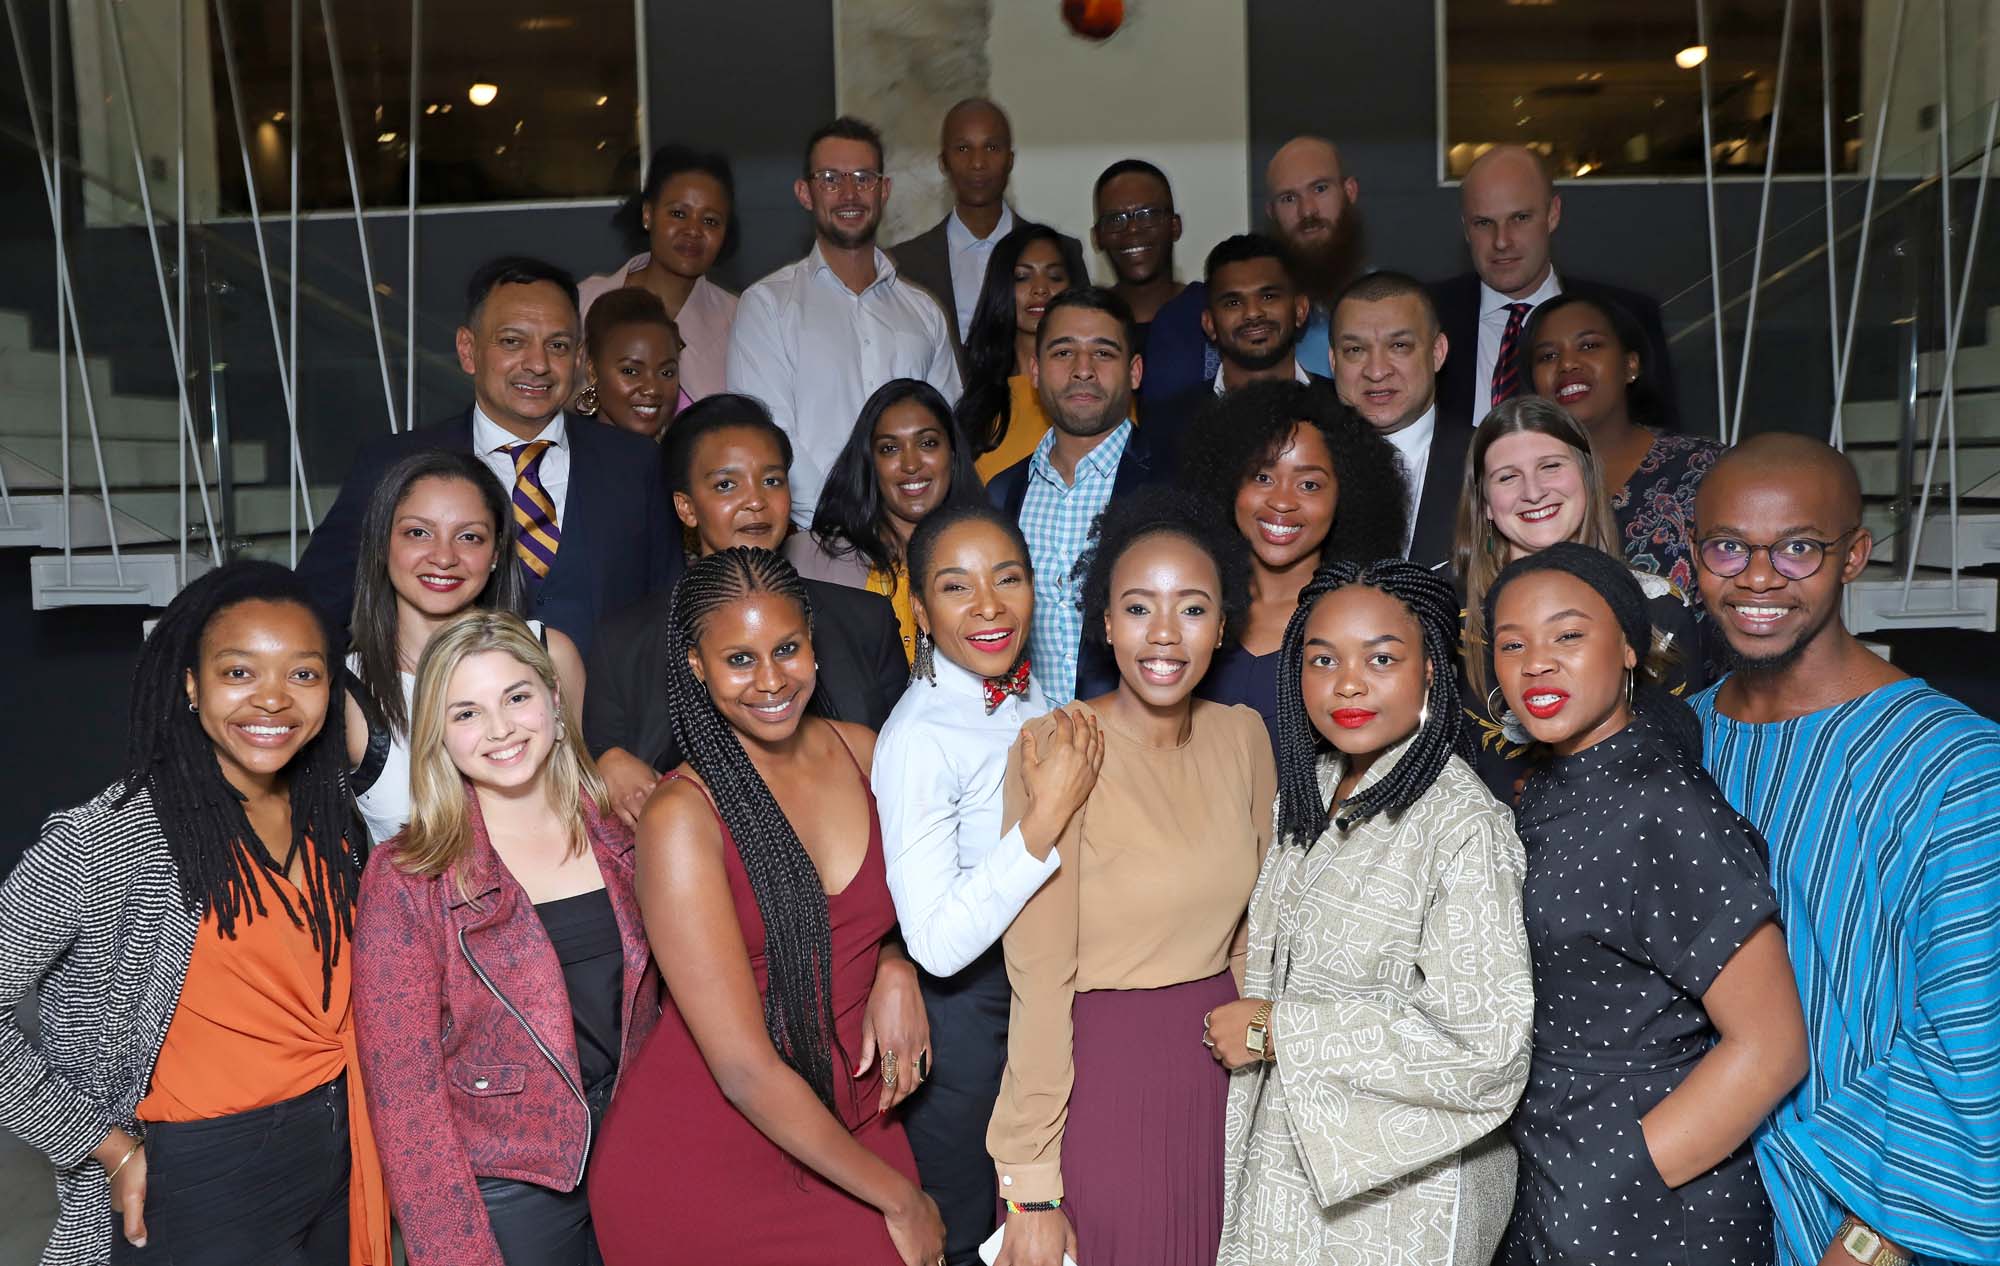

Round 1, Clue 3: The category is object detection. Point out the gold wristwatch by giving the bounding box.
[1838,1216,1910,1266]
[1246,1001,1275,1061]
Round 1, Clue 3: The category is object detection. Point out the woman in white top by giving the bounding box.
[872,502,1102,1266]
[345,450,585,843]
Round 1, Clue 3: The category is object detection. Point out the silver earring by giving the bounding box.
[187,701,198,713]
[1626,670,1637,711]
[1418,700,1430,731]
[911,631,937,685]
[1485,686,1507,721]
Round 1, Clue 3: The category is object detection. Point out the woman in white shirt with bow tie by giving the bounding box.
[872,502,1102,1266]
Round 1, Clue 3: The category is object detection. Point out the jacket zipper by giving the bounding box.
[456,927,592,1187]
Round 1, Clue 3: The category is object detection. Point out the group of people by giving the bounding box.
[2,96,1996,1266]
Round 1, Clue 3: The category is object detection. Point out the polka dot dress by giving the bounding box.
[1498,716,1780,1266]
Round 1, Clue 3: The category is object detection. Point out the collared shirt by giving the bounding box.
[1020,420,1133,706]
[1211,359,1312,396]
[725,242,963,518]
[473,407,570,525]
[1473,269,1562,426]
[873,650,1058,978]
[1296,303,1332,380]
[1380,404,1436,556]
[576,255,741,402]
[945,204,1015,336]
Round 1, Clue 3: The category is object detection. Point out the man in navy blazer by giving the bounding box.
[296,257,680,656]
[1428,144,1676,433]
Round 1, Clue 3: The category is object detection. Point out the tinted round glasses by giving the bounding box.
[1696,527,1859,580]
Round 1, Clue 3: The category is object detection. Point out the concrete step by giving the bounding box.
[29,549,213,609]
[1843,391,2000,444]
[0,377,190,440]
[0,435,267,490]
[1850,441,2000,497]
[1921,340,2000,390]
[1844,561,1997,634]
[1910,510,2000,569]
[0,482,329,550]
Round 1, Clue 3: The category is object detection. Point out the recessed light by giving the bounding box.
[376,131,396,144]
[468,82,499,107]
[594,95,609,107]
[1675,45,1709,70]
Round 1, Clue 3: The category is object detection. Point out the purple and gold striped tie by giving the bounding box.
[1490,301,1534,408]
[506,440,560,580]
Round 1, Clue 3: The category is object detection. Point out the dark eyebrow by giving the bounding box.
[445,676,529,710]
[1703,522,1827,538]
[700,462,748,478]
[1363,633,1406,646]
[1544,608,1593,622]
[211,647,326,662]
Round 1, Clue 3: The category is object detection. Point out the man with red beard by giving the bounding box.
[727,116,962,520]
[1263,136,1366,380]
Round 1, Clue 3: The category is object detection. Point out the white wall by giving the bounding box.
[987,1,1250,286]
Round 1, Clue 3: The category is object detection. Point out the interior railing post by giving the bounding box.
[1730,0,1796,445]
[1829,0,1908,450]
[1693,0,1733,435]
[319,0,404,433]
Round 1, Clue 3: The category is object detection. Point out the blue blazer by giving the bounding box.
[294,410,682,657]
[985,427,1165,702]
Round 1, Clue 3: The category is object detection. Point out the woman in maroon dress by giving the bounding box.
[589,547,946,1266]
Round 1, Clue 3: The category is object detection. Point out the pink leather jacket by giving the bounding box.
[353,792,661,1266]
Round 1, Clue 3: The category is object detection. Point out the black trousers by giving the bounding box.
[110,1076,350,1266]
[900,948,1012,1266]
[478,1177,601,1266]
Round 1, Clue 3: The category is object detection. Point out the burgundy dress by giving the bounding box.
[589,759,919,1264]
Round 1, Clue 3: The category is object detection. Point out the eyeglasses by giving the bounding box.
[1697,527,1859,580]
[809,168,882,193]
[1095,205,1168,234]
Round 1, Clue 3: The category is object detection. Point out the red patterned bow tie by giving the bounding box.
[982,659,1032,714]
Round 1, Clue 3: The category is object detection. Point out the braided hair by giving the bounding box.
[664,546,848,1112]
[120,560,364,1006]
[1275,559,1470,844]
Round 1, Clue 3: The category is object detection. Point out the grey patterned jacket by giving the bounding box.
[1219,748,1535,1265]
[0,783,201,1266]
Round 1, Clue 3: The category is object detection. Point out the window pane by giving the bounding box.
[210,0,640,213]
[1441,0,1864,180]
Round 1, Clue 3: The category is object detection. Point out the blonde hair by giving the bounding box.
[1454,396,1623,699]
[396,611,606,895]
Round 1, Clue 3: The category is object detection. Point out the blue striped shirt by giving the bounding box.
[1693,678,2000,1265]
[1020,420,1132,706]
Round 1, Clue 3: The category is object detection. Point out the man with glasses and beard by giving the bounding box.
[727,116,962,520]
[987,287,1164,705]
[1263,136,1367,379]
[1689,433,2000,1266]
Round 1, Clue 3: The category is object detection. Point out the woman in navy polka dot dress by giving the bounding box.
[1484,545,1808,1265]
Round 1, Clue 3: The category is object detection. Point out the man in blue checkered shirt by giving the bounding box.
[986,287,1153,705]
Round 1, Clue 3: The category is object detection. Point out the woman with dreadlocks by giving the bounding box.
[0,561,387,1266]
[1487,544,1805,1266]
[353,612,657,1266]
[986,488,1272,1266]
[1211,560,1532,1265]
[587,547,945,1266]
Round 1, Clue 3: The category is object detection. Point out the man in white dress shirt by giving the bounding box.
[726,116,962,521]
[1331,270,1470,571]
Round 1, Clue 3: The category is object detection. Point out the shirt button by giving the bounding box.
[473,1077,490,1090]
[1001,1176,1014,1187]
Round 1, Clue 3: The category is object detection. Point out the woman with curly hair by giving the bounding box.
[986,488,1273,1266]
[952,223,1090,481]
[1177,378,1407,748]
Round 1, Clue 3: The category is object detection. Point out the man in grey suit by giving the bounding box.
[890,98,1080,373]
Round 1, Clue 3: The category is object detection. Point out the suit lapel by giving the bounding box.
[545,421,597,595]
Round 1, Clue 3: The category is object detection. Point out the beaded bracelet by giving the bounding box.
[1005,1197,1063,1214]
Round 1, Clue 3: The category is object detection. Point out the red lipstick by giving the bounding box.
[1330,708,1377,730]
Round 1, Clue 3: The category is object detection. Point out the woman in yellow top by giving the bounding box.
[786,379,984,664]
[957,224,1091,482]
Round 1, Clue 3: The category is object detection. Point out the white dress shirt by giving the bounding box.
[726,243,963,519]
[1382,404,1437,557]
[1472,269,1562,427]
[1211,359,1312,396]
[873,650,1059,978]
[472,407,570,526]
[945,204,1014,336]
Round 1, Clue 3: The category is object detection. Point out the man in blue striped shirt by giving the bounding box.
[1690,433,2000,1266]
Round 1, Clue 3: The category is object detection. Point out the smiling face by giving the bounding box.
[939,101,1013,210]
[1014,238,1072,339]
[440,649,561,793]
[1202,256,1308,373]
[1460,148,1561,299]
[1235,423,1337,571]
[1482,430,1589,559]
[687,591,817,744]
[387,475,498,618]
[455,280,578,438]
[1103,531,1224,709]
[645,169,731,281]
[1332,291,1446,434]
[796,135,887,250]
[673,425,792,555]
[916,518,1033,677]
[183,599,332,795]
[1528,301,1638,432]
[1093,171,1180,287]
[1033,304,1140,440]
[590,321,681,439]
[1491,569,1637,756]
[1299,584,1430,758]
[872,399,955,531]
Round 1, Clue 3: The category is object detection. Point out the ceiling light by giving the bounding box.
[1574,162,1594,176]
[424,103,437,115]
[594,95,609,107]
[1675,45,1708,69]
[439,103,451,114]
[468,82,499,107]
[271,110,286,123]
[377,131,397,143]
[1517,116,1532,126]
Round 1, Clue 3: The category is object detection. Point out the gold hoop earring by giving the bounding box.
[1485,686,1507,721]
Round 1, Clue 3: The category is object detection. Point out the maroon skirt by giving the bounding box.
[1061,970,1237,1266]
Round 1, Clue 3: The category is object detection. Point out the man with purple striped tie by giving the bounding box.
[297,256,681,655]
[1426,144,1678,437]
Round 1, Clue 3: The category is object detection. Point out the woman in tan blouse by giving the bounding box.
[988,489,1275,1266]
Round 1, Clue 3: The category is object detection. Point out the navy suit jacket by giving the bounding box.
[1138,370,1333,484]
[294,410,682,657]
[985,426,1165,701]
[1427,272,1677,432]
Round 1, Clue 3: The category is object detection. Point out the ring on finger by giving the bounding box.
[882,1049,899,1085]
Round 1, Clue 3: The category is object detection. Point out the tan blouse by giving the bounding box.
[987,698,1276,1201]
